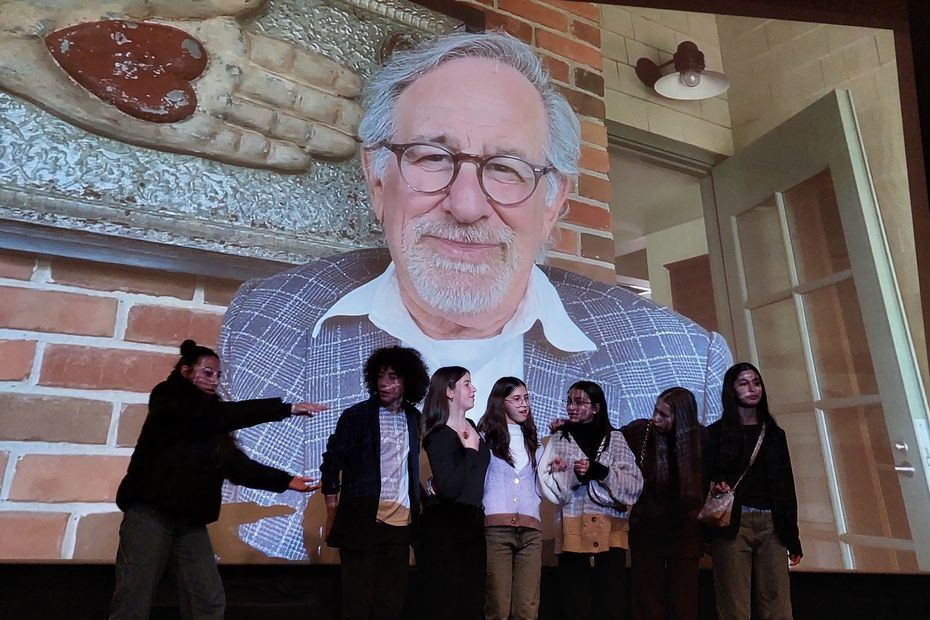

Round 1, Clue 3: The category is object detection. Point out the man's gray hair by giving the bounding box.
[358,31,581,204]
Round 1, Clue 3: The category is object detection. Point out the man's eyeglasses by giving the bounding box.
[566,397,592,407]
[505,394,531,405]
[375,141,553,206]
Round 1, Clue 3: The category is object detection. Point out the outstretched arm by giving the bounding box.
[224,444,309,493]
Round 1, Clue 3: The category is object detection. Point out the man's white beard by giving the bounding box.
[402,215,520,315]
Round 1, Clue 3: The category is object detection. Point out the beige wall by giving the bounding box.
[716,15,928,387]
[600,5,733,155]
[645,218,709,307]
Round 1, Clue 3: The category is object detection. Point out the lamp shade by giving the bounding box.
[654,69,729,100]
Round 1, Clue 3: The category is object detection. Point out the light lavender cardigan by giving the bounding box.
[482,445,544,529]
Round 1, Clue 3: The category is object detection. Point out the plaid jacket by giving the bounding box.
[218,248,731,560]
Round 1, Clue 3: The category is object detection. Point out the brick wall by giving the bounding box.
[0,249,239,560]
[716,15,928,391]
[461,0,616,282]
[600,5,733,156]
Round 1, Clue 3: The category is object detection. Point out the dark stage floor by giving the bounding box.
[1,564,928,619]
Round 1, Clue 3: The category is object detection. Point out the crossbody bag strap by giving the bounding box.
[637,421,652,468]
[731,423,766,492]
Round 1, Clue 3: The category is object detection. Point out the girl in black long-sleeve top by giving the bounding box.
[418,366,491,620]
[109,340,324,619]
[703,362,802,620]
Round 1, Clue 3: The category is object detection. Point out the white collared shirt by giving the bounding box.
[312,262,596,420]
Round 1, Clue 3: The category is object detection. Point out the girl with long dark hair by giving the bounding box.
[109,340,323,619]
[704,362,802,619]
[418,366,491,620]
[538,380,643,620]
[478,377,542,620]
[621,387,706,619]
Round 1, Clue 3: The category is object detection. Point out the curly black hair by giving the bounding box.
[363,346,430,405]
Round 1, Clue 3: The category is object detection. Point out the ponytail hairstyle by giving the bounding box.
[173,339,218,375]
[478,377,539,469]
[422,366,470,437]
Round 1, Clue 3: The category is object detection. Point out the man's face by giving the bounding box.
[364,57,567,316]
[377,366,404,409]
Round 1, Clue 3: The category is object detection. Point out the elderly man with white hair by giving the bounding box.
[219,31,731,562]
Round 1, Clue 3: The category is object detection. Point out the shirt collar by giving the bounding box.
[312,262,595,353]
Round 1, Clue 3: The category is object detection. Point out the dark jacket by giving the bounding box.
[116,372,294,525]
[702,419,802,556]
[320,395,422,549]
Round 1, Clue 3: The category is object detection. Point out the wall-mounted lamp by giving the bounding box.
[635,41,729,100]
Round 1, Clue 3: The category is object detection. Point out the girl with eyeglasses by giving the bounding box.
[477,377,543,620]
[538,380,643,620]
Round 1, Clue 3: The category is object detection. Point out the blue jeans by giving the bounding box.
[711,508,793,620]
[109,504,225,620]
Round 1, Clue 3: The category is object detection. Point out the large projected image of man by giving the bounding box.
[219,32,732,560]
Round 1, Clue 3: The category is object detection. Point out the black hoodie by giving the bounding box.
[116,372,294,525]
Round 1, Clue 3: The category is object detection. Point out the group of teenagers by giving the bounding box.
[109,340,802,620]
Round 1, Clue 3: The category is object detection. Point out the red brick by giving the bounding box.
[552,226,579,254]
[558,85,606,119]
[51,257,197,299]
[73,511,122,561]
[9,454,130,502]
[125,305,223,348]
[545,1,600,22]
[0,339,36,380]
[547,257,616,284]
[0,286,117,337]
[463,0,493,6]
[0,512,69,560]
[499,0,568,31]
[0,394,112,444]
[571,19,601,47]
[580,145,610,173]
[202,276,244,307]
[564,199,612,231]
[536,30,602,70]
[580,119,608,147]
[541,53,570,83]
[581,232,615,262]
[0,249,36,280]
[117,403,149,447]
[485,11,534,44]
[39,344,175,392]
[578,174,613,204]
[0,451,8,495]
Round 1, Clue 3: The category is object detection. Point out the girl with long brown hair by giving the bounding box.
[478,377,542,620]
[418,366,491,620]
[621,387,706,619]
